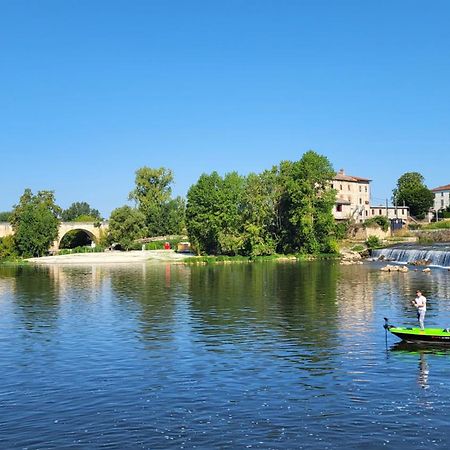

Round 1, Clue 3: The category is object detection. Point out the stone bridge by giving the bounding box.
[0,221,109,252]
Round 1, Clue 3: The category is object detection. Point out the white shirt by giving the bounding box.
[415,295,427,311]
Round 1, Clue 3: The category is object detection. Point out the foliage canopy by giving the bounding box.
[186,150,338,256]
[62,202,101,221]
[108,205,147,250]
[129,166,185,236]
[392,172,433,218]
[10,189,61,257]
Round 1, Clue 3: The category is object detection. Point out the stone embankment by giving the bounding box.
[412,229,450,242]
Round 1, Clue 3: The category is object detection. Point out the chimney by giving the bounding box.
[339,169,344,175]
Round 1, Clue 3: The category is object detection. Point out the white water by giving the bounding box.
[372,244,450,268]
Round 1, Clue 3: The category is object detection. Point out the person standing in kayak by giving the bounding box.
[412,290,427,330]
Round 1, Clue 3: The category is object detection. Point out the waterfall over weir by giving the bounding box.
[372,243,450,268]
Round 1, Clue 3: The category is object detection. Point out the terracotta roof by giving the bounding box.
[333,173,371,183]
[431,183,450,192]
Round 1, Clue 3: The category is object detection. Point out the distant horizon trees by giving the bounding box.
[61,201,102,222]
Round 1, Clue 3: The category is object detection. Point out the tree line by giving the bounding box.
[0,150,438,259]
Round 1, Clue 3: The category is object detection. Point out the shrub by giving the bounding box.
[0,235,17,260]
[364,216,390,232]
[58,245,105,255]
[334,221,350,240]
[366,235,382,249]
[422,220,450,230]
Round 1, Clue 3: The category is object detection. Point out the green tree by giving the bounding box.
[10,189,61,257]
[0,211,12,222]
[108,205,147,250]
[160,196,186,235]
[129,166,180,236]
[241,169,281,256]
[186,171,247,255]
[0,235,16,259]
[186,172,224,254]
[62,202,101,221]
[279,151,336,254]
[216,172,246,255]
[392,172,434,219]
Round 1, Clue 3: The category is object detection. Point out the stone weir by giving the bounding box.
[372,243,450,268]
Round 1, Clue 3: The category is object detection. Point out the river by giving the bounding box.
[1,261,450,449]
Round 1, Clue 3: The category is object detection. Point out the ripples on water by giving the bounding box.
[0,262,450,448]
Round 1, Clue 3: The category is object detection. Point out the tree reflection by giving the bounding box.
[188,261,339,352]
[7,265,60,332]
[108,263,191,343]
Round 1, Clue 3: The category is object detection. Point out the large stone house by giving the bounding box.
[332,169,409,223]
[431,183,450,212]
[332,169,371,222]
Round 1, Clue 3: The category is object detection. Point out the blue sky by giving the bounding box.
[1,0,449,216]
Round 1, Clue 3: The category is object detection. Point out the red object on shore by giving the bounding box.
[164,242,170,250]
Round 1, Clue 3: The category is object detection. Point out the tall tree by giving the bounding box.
[10,189,61,257]
[128,166,179,236]
[392,172,434,219]
[241,169,281,256]
[279,151,336,254]
[185,172,223,254]
[61,201,101,221]
[108,206,147,250]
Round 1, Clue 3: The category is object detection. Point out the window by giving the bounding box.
[379,209,382,215]
[372,209,375,215]
[340,184,343,190]
[359,186,362,192]
[365,186,368,192]
[348,184,351,191]
[337,204,343,212]
[359,198,362,204]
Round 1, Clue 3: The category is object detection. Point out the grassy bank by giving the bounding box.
[183,253,339,265]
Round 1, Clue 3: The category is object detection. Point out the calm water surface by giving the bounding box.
[1,261,450,449]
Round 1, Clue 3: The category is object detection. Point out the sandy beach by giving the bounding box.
[26,250,194,264]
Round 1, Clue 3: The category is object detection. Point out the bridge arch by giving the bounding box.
[0,221,108,253]
[58,228,97,249]
[51,222,107,252]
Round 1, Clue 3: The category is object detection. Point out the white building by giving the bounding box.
[431,183,450,211]
[332,169,371,222]
[332,169,410,224]
[370,205,409,222]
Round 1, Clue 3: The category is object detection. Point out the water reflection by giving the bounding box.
[1,262,450,449]
[390,341,450,389]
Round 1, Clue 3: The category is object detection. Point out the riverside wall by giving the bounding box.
[412,229,450,243]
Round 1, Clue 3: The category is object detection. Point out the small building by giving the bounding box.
[431,183,450,212]
[370,205,410,222]
[332,169,371,223]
